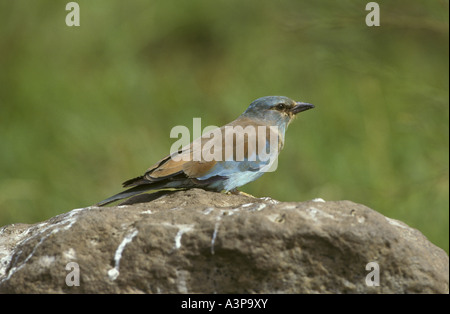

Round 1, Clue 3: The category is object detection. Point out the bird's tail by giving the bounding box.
[95,174,217,207]
[95,183,166,207]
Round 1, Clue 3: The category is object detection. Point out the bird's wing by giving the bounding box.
[122,118,283,187]
[195,118,284,180]
[122,132,220,187]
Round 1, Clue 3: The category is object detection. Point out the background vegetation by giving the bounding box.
[0,0,448,253]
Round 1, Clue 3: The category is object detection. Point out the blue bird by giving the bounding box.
[96,96,314,206]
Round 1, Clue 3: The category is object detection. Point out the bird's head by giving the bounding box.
[241,96,314,132]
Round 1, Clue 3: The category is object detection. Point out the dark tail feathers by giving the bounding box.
[95,184,162,207]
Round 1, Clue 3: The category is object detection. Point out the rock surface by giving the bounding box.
[0,189,448,293]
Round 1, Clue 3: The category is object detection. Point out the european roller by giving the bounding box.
[96,96,314,206]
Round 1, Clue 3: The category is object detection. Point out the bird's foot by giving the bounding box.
[227,189,256,198]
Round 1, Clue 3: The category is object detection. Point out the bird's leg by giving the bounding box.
[227,188,256,198]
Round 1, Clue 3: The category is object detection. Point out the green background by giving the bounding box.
[0,0,448,253]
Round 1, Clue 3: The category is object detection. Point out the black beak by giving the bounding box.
[291,102,315,114]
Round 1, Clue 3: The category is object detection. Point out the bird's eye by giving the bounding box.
[275,103,286,110]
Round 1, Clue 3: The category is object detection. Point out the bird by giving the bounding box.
[96,96,314,206]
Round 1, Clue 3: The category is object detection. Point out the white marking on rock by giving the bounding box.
[173,225,194,250]
[222,208,241,216]
[266,214,280,223]
[259,197,280,204]
[202,207,215,215]
[141,209,152,214]
[252,203,266,211]
[211,221,220,255]
[0,206,86,283]
[108,229,139,281]
[38,255,55,268]
[210,209,231,255]
[307,206,335,222]
[63,248,77,260]
[312,198,326,203]
[385,217,407,229]
[107,268,120,281]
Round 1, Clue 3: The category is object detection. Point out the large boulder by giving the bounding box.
[0,189,448,293]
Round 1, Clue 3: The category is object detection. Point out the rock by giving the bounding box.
[0,189,448,293]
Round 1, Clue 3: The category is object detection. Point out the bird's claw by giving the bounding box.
[227,189,256,198]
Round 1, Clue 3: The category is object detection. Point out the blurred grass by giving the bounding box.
[0,0,448,253]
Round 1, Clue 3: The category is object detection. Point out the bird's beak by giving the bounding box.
[291,102,315,114]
